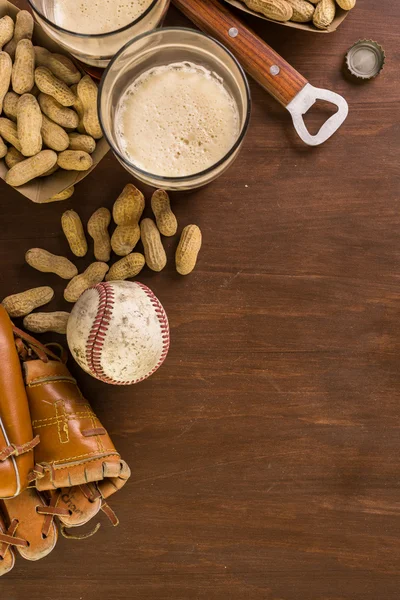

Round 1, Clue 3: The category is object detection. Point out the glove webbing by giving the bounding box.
[0,519,28,559]
[36,494,70,539]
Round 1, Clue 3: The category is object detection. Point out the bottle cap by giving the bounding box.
[345,40,385,79]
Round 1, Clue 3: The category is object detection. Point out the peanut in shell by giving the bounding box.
[175,225,202,275]
[140,218,167,272]
[106,253,145,282]
[38,93,79,129]
[0,117,21,151]
[244,0,293,21]
[23,311,70,335]
[47,186,75,202]
[77,75,102,139]
[113,183,145,226]
[68,133,96,154]
[0,16,14,50]
[0,135,7,159]
[35,67,77,107]
[25,248,78,280]
[41,114,69,152]
[286,0,315,21]
[0,52,12,114]
[5,150,57,187]
[12,39,35,95]
[64,262,109,303]
[5,146,23,169]
[313,0,335,28]
[151,189,178,237]
[87,207,111,262]
[57,150,93,171]
[111,224,140,257]
[2,286,54,318]
[3,90,19,121]
[17,94,43,157]
[336,0,355,8]
[61,210,87,257]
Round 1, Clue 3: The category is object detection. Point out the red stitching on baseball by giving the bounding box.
[85,282,170,385]
[85,283,116,383]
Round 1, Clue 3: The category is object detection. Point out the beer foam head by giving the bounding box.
[115,62,240,178]
[52,0,153,34]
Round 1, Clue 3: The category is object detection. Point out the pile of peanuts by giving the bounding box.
[1,184,202,334]
[0,10,101,197]
[243,0,356,29]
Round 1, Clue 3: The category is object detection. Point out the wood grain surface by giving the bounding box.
[1,1,399,598]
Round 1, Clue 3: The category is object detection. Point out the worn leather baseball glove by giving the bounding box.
[0,306,131,575]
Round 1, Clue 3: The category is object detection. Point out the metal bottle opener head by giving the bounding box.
[286,83,349,146]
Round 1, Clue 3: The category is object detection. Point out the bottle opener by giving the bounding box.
[172,0,349,146]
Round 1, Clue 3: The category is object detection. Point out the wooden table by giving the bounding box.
[2,1,399,598]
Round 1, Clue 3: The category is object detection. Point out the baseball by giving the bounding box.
[66,281,170,385]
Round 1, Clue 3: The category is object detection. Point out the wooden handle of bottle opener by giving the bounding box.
[172,0,308,107]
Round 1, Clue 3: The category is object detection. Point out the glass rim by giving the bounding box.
[27,0,160,39]
[98,27,252,184]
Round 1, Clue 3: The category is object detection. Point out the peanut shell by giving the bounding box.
[35,66,77,107]
[47,186,75,202]
[5,150,57,187]
[286,0,315,21]
[87,207,111,262]
[244,0,293,21]
[0,16,14,50]
[0,135,7,159]
[5,146,23,169]
[175,225,202,275]
[336,0,355,8]
[111,224,140,257]
[17,94,43,157]
[2,286,54,318]
[64,262,109,303]
[0,117,21,151]
[106,253,145,282]
[151,189,178,237]
[61,210,87,257]
[12,39,35,95]
[57,149,93,171]
[0,52,12,114]
[77,75,102,139]
[313,0,335,28]
[23,311,70,335]
[113,183,145,226]
[25,248,78,279]
[38,93,79,129]
[140,218,167,272]
[3,90,19,121]
[41,114,69,152]
[68,133,96,154]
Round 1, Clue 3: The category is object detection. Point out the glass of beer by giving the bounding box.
[28,0,170,67]
[98,28,251,190]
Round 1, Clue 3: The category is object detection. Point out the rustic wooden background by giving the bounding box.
[1,0,399,598]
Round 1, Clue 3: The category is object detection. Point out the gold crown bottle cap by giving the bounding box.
[345,40,385,79]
